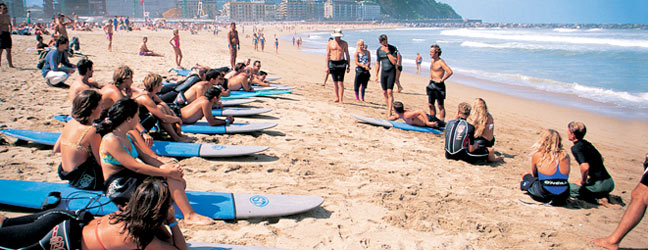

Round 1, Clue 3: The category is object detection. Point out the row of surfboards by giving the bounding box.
[0,79,302,249]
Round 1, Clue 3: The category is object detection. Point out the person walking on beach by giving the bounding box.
[169,29,182,68]
[103,21,113,51]
[228,22,240,69]
[567,121,615,205]
[0,3,14,68]
[593,154,648,250]
[274,38,279,54]
[326,28,350,104]
[415,53,422,73]
[375,34,398,116]
[426,44,453,122]
[353,40,370,101]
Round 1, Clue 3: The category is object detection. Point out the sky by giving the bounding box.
[440,0,648,24]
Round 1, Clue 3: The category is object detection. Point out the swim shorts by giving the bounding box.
[397,65,403,71]
[0,31,11,49]
[104,170,148,206]
[328,59,347,82]
[426,80,446,106]
[641,167,648,187]
[380,68,396,91]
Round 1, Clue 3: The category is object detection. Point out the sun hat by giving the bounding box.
[331,28,343,38]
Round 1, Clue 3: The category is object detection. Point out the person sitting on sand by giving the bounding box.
[389,101,444,128]
[0,178,191,249]
[101,65,154,147]
[247,60,270,87]
[41,36,76,88]
[467,98,497,153]
[68,58,101,103]
[177,85,234,126]
[567,121,615,204]
[139,36,162,56]
[96,98,213,225]
[520,129,571,205]
[174,69,224,106]
[132,73,192,143]
[592,154,648,250]
[54,89,104,190]
[444,102,501,163]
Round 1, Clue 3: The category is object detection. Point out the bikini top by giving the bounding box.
[358,51,369,65]
[100,133,138,166]
[60,125,93,154]
[537,158,569,195]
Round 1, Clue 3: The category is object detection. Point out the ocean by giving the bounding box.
[290,27,648,120]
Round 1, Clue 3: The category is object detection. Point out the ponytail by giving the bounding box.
[95,98,139,135]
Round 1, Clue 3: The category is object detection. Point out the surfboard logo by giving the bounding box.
[249,195,269,207]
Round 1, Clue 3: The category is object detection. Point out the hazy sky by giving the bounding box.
[440,0,648,24]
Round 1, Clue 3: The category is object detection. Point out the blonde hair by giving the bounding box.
[468,98,489,138]
[143,73,163,92]
[113,65,133,86]
[356,39,365,51]
[532,129,564,164]
[457,102,471,117]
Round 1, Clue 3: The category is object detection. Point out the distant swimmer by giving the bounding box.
[444,102,500,163]
[520,129,571,205]
[567,121,615,205]
[426,44,453,122]
[415,53,422,73]
[389,101,444,128]
[592,154,648,250]
[326,28,350,104]
[169,29,182,68]
[228,22,240,69]
[138,36,162,56]
[375,34,398,117]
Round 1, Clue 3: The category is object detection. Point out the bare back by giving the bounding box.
[532,152,570,176]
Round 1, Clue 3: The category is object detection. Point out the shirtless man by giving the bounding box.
[68,58,102,103]
[326,28,350,104]
[139,36,162,56]
[103,21,113,51]
[175,69,224,106]
[228,22,240,69]
[415,53,422,74]
[248,60,270,87]
[0,3,13,68]
[53,14,74,39]
[389,101,442,128]
[179,86,234,126]
[426,44,453,121]
[228,67,255,92]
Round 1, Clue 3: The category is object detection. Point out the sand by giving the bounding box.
[0,23,647,249]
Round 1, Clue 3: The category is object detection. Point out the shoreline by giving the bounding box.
[0,24,647,249]
[288,27,648,122]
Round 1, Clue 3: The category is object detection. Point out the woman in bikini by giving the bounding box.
[97,98,212,225]
[169,29,182,68]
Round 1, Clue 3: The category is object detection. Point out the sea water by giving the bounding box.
[291,28,648,120]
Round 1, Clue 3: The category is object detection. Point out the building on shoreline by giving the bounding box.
[276,0,324,21]
[176,0,219,18]
[358,1,380,21]
[222,0,277,21]
[3,0,26,19]
[324,0,358,21]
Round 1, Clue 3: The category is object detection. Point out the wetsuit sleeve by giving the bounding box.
[61,52,74,68]
[571,144,587,165]
[467,124,475,145]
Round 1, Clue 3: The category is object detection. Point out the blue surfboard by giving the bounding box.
[0,179,324,220]
[53,115,277,135]
[352,114,443,134]
[221,91,261,100]
[0,129,268,157]
[169,68,192,76]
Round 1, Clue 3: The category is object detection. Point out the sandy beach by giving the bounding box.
[0,24,647,249]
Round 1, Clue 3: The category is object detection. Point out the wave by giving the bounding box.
[441,29,648,49]
[412,38,426,42]
[453,67,648,108]
[460,41,547,50]
[553,28,579,32]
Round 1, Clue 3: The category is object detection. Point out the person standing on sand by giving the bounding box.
[426,44,453,122]
[353,40,370,101]
[260,33,265,51]
[375,34,398,116]
[593,154,648,250]
[567,121,615,205]
[103,21,113,51]
[274,38,279,54]
[415,53,422,73]
[228,22,240,69]
[326,28,350,104]
[53,13,74,39]
[394,51,404,93]
[0,3,14,68]
[169,29,182,68]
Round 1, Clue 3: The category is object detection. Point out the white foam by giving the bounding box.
[412,38,425,42]
[441,29,648,49]
[553,28,579,33]
[460,41,546,50]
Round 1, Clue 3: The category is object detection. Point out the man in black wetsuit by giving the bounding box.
[592,154,648,250]
[567,121,615,204]
[444,102,500,163]
[326,28,350,104]
[374,34,398,117]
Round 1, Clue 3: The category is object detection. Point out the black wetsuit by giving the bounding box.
[444,117,488,163]
[376,45,398,91]
[354,51,370,98]
[57,156,104,191]
[426,80,446,106]
[328,59,347,82]
[0,209,89,249]
[158,74,201,103]
[570,139,615,200]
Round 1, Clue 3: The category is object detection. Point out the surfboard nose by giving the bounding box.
[233,193,324,219]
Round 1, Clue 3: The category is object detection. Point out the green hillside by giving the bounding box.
[373,0,461,20]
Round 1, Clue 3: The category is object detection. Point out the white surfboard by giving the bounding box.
[265,76,281,82]
[268,84,296,90]
[352,114,393,127]
[233,193,324,219]
[221,99,257,106]
[250,86,277,91]
[187,241,286,250]
[199,144,268,157]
